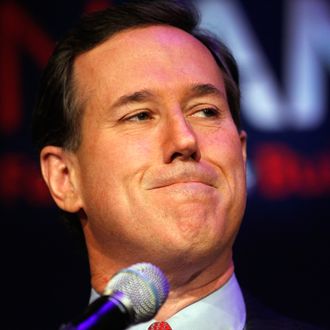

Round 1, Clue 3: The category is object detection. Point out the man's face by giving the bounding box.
[72,25,247,271]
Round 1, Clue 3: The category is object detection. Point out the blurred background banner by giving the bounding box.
[1,0,329,328]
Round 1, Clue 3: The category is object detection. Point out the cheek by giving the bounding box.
[78,135,155,204]
[82,132,151,171]
[201,127,245,167]
[201,128,247,204]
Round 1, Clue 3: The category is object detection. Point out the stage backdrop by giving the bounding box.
[1,0,329,329]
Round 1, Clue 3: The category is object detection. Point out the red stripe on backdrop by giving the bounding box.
[255,143,330,199]
[0,2,54,136]
[0,153,52,206]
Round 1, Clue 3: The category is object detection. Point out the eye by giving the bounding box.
[192,107,220,118]
[125,111,152,122]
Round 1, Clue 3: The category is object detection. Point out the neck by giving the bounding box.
[154,261,234,320]
[84,218,235,320]
[89,248,235,320]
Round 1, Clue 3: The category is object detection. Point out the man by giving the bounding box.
[32,1,320,329]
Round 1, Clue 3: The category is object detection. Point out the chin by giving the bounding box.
[164,226,227,259]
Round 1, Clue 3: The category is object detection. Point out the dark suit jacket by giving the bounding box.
[243,291,326,329]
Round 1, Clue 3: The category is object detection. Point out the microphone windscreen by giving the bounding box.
[103,263,170,323]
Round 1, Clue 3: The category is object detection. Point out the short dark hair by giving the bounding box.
[32,0,240,153]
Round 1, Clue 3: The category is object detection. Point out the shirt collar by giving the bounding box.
[91,273,246,330]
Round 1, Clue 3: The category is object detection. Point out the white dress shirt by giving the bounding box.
[90,274,246,330]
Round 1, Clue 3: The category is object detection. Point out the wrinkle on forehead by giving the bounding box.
[73,25,225,116]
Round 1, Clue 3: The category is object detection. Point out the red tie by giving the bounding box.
[148,321,172,330]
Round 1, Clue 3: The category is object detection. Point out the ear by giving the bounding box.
[239,130,247,165]
[40,146,83,213]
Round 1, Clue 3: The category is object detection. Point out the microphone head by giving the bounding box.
[103,263,170,323]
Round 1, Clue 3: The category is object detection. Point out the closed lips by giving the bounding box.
[144,165,219,190]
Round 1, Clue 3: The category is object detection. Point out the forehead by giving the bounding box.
[73,25,225,102]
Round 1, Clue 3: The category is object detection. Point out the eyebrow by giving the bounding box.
[111,83,225,109]
[187,83,226,100]
[112,90,154,108]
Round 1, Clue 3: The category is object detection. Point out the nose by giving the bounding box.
[162,112,201,163]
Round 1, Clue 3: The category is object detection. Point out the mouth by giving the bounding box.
[147,181,218,201]
[143,164,220,191]
[150,180,216,190]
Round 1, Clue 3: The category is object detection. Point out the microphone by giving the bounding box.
[61,263,169,330]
